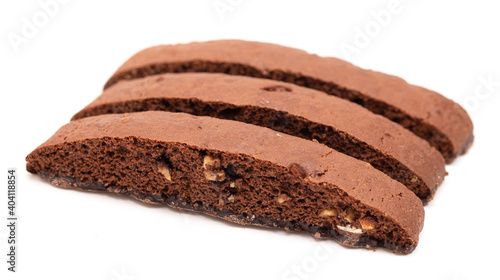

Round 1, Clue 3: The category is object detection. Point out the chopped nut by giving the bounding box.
[158,166,171,181]
[203,155,225,181]
[319,209,338,217]
[203,155,221,170]
[359,220,375,229]
[345,208,356,223]
[359,218,376,230]
[277,193,290,204]
[229,182,236,188]
[336,224,362,234]
[289,163,307,179]
[205,170,226,181]
[411,176,419,183]
[227,195,235,202]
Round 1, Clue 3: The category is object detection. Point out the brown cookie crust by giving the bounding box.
[103,40,473,162]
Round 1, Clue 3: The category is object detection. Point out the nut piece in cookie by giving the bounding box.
[203,155,226,181]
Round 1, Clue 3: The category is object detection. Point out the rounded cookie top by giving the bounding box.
[105,39,473,161]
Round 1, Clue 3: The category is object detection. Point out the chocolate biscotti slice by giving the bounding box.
[104,40,473,163]
[27,112,424,254]
[74,73,445,202]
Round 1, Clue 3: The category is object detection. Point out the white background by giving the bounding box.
[1,1,499,279]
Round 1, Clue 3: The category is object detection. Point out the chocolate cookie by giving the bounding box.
[26,111,424,254]
[75,73,446,202]
[103,40,473,163]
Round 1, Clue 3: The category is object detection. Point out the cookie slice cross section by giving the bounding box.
[76,73,446,202]
[27,111,424,254]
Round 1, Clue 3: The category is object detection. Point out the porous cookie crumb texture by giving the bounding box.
[27,112,424,254]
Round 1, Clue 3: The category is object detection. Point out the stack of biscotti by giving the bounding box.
[26,40,473,254]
